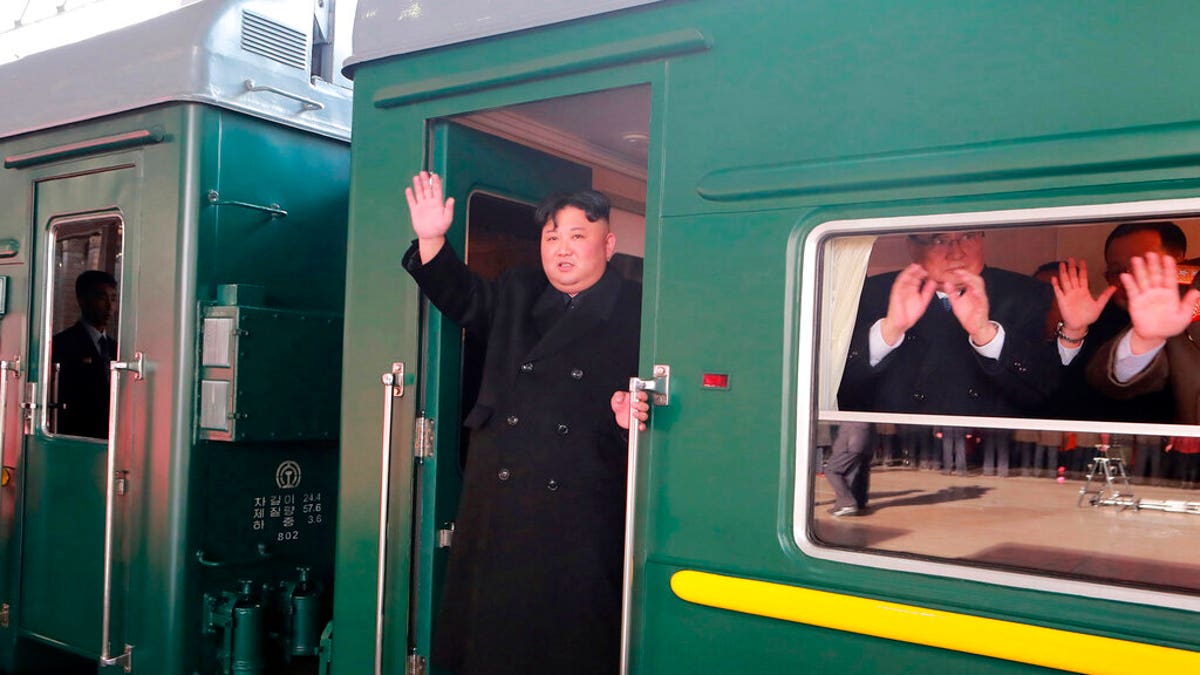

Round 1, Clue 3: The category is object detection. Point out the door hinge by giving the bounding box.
[407,652,427,675]
[414,417,434,459]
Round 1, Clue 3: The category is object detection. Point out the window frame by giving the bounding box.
[40,211,124,440]
[793,196,1200,612]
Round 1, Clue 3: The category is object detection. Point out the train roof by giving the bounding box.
[344,0,662,76]
[0,0,354,142]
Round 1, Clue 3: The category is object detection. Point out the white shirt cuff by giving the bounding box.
[970,321,1005,359]
[1113,330,1165,383]
[1058,340,1082,366]
[868,318,902,367]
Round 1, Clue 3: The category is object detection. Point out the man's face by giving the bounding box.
[80,284,117,329]
[1104,230,1179,310]
[540,206,616,295]
[907,231,986,285]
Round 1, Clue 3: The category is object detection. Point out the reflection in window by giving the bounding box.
[810,215,1200,598]
[46,215,122,439]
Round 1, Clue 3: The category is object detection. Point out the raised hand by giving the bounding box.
[612,390,649,431]
[1122,252,1200,354]
[946,269,997,346]
[1051,257,1115,341]
[404,171,455,262]
[881,263,936,345]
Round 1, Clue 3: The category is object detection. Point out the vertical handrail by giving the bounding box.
[100,352,142,672]
[376,363,404,675]
[0,357,21,481]
[620,365,669,675]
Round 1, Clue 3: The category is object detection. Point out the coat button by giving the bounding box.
[498,468,511,481]
[912,392,926,402]
[556,424,569,435]
[570,368,584,380]
[520,362,534,373]
[506,415,519,426]
[546,479,559,491]
[967,387,979,399]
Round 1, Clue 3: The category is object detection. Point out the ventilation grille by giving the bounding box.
[241,10,307,70]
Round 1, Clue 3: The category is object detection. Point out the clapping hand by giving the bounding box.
[946,269,997,346]
[881,264,936,345]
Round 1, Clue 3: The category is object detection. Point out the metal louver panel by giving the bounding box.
[241,10,307,70]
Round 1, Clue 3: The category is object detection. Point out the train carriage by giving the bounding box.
[337,1,1200,674]
[0,1,353,673]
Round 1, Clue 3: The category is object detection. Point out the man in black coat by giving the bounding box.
[835,231,1061,495]
[839,231,1061,418]
[403,171,647,675]
[52,270,119,438]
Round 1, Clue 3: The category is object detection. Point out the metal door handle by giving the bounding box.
[376,362,404,675]
[0,357,21,486]
[100,352,143,672]
[620,365,669,675]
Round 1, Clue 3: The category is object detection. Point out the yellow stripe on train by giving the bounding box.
[669,570,1200,674]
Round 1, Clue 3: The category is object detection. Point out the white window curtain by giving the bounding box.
[818,235,876,411]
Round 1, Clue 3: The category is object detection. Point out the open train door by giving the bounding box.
[404,120,593,673]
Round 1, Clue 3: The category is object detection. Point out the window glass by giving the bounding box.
[45,215,123,439]
[809,215,1200,596]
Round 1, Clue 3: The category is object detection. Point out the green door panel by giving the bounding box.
[409,121,592,669]
[20,163,140,656]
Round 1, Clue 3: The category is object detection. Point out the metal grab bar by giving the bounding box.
[620,365,669,675]
[0,357,21,481]
[244,79,325,111]
[376,363,404,675]
[100,352,143,672]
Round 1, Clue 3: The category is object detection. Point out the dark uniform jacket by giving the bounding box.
[404,242,641,675]
[1086,322,1200,424]
[839,266,1059,416]
[51,321,114,438]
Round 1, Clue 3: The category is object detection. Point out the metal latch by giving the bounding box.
[406,652,427,675]
[437,523,454,549]
[414,417,434,460]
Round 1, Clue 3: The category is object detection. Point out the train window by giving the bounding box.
[801,208,1200,603]
[43,214,123,439]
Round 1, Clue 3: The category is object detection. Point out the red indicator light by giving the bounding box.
[701,373,729,389]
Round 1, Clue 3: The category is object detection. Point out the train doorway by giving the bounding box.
[410,85,651,672]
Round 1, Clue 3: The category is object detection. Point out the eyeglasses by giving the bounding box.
[909,231,984,253]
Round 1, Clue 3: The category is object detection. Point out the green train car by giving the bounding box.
[0,1,352,673]
[335,1,1200,674]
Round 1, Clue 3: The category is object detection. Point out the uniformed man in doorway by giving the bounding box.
[52,270,118,438]
[403,171,648,674]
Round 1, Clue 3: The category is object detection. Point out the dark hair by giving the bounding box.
[76,270,117,298]
[535,189,611,228]
[1104,221,1187,259]
[1033,261,1061,277]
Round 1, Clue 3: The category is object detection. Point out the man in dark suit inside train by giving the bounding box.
[52,270,118,439]
[833,231,1060,504]
[402,171,648,675]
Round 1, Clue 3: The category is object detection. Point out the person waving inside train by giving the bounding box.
[403,171,647,674]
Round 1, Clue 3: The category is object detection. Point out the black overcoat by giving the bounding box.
[404,242,641,675]
[838,266,1059,416]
